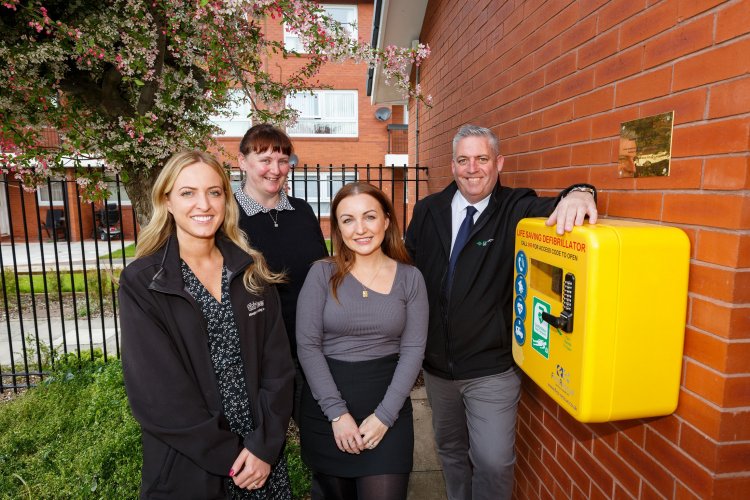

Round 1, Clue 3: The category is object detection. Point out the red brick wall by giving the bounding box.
[215,0,393,168]
[4,176,138,242]
[413,0,750,497]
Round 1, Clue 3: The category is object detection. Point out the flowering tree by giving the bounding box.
[0,0,430,222]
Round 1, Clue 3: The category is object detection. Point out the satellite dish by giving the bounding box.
[289,153,299,167]
[375,107,392,121]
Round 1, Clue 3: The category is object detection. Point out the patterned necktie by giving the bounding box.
[447,205,477,291]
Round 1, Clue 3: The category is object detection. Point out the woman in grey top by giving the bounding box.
[296,182,428,500]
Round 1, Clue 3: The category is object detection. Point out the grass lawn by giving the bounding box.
[100,243,136,260]
[2,269,120,295]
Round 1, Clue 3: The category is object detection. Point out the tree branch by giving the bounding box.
[58,66,134,119]
[136,9,166,115]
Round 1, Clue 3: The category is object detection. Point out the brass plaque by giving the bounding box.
[618,112,674,178]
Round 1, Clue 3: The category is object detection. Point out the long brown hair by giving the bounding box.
[135,150,284,294]
[328,182,411,299]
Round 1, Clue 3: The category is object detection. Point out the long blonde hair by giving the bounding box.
[135,150,284,294]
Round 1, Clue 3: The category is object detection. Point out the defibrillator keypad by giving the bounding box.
[541,273,575,333]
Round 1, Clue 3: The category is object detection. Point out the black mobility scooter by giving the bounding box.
[94,203,122,240]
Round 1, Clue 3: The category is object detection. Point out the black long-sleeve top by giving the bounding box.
[236,195,328,358]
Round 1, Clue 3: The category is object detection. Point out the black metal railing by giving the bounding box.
[0,164,428,391]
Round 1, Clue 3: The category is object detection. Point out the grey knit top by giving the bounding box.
[296,260,428,427]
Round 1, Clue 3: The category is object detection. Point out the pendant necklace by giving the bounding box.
[268,209,279,228]
[359,258,385,298]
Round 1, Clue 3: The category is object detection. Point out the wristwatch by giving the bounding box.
[331,415,342,422]
[569,185,596,198]
[561,183,597,203]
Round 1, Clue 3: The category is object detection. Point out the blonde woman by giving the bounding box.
[119,151,294,499]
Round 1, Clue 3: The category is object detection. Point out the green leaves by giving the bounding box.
[0,357,141,498]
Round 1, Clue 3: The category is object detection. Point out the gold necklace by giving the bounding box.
[358,258,385,298]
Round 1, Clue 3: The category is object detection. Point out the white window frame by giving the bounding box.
[284,4,358,53]
[209,89,253,137]
[229,170,243,194]
[286,90,358,138]
[0,174,9,235]
[290,171,357,216]
[36,177,66,206]
[104,178,131,206]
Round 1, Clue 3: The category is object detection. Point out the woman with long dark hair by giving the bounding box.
[296,182,428,500]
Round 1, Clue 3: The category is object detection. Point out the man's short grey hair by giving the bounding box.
[452,124,500,158]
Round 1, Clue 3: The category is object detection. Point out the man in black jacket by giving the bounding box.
[405,124,597,500]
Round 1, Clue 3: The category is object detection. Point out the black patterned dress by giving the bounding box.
[181,262,292,500]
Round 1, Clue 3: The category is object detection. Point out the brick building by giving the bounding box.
[371,0,749,498]
[213,0,412,237]
[0,130,138,244]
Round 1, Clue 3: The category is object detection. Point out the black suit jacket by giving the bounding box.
[405,181,558,380]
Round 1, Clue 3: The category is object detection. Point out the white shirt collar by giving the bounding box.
[451,190,491,218]
[450,190,491,252]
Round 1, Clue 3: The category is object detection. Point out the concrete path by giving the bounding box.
[1,239,134,273]
[1,240,130,367]
[408,385,447,500]
[0,315,121,367]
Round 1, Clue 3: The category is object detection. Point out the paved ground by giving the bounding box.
[0,315,121,367]
[408,386,448,500]
[1,239,134,272]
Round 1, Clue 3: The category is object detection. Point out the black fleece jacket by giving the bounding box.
[119,235,294,499]
[405,182,560,380]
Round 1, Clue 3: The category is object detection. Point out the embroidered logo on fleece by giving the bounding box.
[247,300,265,317]
[476,238,494,247]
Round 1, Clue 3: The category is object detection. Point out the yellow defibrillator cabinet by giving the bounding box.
[512,218,689,422]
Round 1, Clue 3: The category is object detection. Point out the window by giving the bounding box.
[284,4,358,53]
[105,179,131,205]
[287,90,358,137]
[229,170,243,194]
[37,178,66,206]
[209,89,253,137]
[289,171,357,216]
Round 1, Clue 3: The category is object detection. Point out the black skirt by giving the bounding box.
[299,354,414,477]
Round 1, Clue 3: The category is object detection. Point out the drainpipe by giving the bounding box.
[413,40,420,166]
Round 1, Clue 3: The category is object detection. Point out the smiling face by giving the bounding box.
[238,147,291,205]
[451,136,504,204]
[166,161,226,244]
[335,193,390,258]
